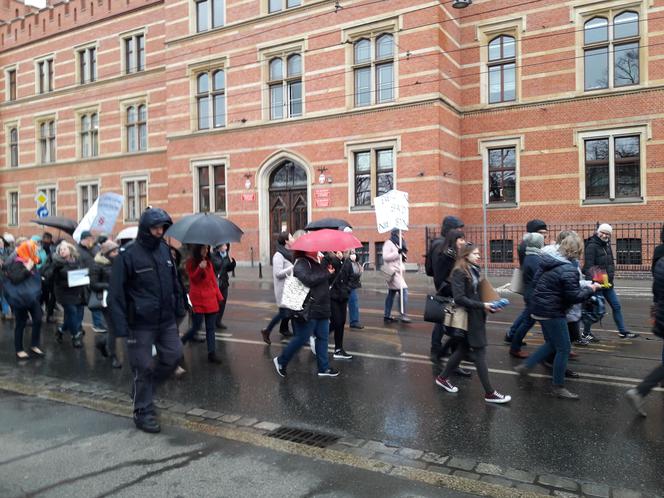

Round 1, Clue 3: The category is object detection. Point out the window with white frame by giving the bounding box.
[196,164,226,213]
[124,178,148,222]
[124,33,145,74]
[584,11,640,91]
[80,112,99,158]
[77,46,97,84]
[196,69,226,130]
[583,133,641,201]
[352,147,394,208]
[353,33,395,107]
[6,68,16,101]
[268,0,300,14]
[488,35,516,103]
[268,54,302,120]
[78,183,99,217]
[8,191,18,226]
[9,126,18,168]
[36,57,54,93]
[38,119,56,164]
[195,0,224,32]
[126,104,147,152]
[487,147,517,204]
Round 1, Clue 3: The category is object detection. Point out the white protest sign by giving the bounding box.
[374,190,409,234]
[72,192,124,242]
[73,198,99,243]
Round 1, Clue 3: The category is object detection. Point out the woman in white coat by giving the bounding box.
[261,232,294,344]
[383,229,411,323]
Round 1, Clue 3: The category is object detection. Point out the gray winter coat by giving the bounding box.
[272,251,293,305]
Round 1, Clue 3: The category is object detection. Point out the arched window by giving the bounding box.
[488,35,516,103]
[269,54,302,120]
[196,70,226,130]
[126,105,147,152]
[9,127,18,167]
[353,33,395,107]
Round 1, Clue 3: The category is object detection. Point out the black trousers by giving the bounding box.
[330,299,348,350]
[217,285,228,324]
[637,364,664,396]
[442,343,493,393]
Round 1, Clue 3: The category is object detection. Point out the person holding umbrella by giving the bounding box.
[181,244,223,364]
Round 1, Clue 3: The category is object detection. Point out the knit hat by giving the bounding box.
[3,233,15,244]
[80,230,94,241]
[523,232,545,250]
[526,219,547,233]
[597,223,613,235]
[100,240,119,256]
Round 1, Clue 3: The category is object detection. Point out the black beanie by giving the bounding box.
[526,219,547,233]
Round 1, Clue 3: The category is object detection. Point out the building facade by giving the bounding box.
[1,0,663,266]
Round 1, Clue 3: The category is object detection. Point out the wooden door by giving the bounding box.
[269,161,308,259]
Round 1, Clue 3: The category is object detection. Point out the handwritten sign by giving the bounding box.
[374,190,409,234]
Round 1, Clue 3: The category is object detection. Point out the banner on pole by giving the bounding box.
[374,190,409,234]
[73,193,124,242]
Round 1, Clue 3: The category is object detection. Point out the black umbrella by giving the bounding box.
[31,215,77,235]
[305,218,352,231]
[165,213,243,246]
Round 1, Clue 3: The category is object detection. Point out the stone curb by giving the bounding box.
[0,368,659,498]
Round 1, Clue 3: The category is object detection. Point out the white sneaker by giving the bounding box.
[309,336,316,356]
[625,388,647,417]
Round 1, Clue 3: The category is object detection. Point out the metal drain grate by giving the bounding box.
[267,426,340,448]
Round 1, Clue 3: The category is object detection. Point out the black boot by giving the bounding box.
[133,412,161,433]
[208,352,222,364]
[111,355,122,369]
[95,339,109,358]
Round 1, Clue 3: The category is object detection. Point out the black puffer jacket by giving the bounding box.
[90,252,112,294]
[432,245,456,297]
[211,247,236,289]
[50,253,87,306]
[582,234,615,283]
[327,255,351,302]
[530,253,594,319]
[77,244,95,270]
[293,257,331,320]
[109,208,184,337]
[451,266,487,348]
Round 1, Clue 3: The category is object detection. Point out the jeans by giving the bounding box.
[510,307,536,352]
[279,318,330,373]
[91,308,107,330]
[384,288,408,317]
[442,343,493,393]
[348,288,360,325]
[127,323,182,415]
[525,317,570,386]
[62,304,84,336]
[585,287,626,334]
[14,300,42,352]
[330,299,348,350]
[182,312,218,353]
[265,307,290,333]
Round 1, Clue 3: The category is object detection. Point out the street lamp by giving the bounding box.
[452,0,472,8]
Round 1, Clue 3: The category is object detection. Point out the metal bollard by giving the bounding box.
[250,247,254,268]
[258,262,263,279]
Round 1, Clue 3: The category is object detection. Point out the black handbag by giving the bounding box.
[423,294,450,323]
[88,291,105,310]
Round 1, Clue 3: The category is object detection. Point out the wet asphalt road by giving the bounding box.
[1,280,662,494]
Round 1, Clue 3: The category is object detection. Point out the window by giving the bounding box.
[6,69,16,101]
[584,11,639,91]
[124,34,145,74]
[375,242,384,269]
[584,134,640,200]
[126,104,147,152]
[196,70,226,129]
[488,35,516,103]
[79,183,99,216]
[9,127,18,168]
[356,242,370,266]
[46,187,57,216]
[268,54,302,120]
[353,147,394,207]
[124,178,148,222]
[8,191,18,226]
[488,147,516,204]
[616,237,642,265]
[195,0,224,32]
[80,113,99,158]
[38,120,56,164]
[490,239,514,263]
[37,58,54,93]
[78,47,97,84]
[268,0,300,14]
[196,164,226,213]
[353,33,394,107]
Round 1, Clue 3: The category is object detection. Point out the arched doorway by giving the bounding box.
[268,160,308,258]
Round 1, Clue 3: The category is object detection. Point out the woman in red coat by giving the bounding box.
[181,244,223,363]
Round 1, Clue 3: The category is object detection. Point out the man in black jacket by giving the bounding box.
[110,208,185,433]
[78,230,107,333]
[582,223,637,340]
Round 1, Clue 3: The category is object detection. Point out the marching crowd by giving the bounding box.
[0,207,662,433]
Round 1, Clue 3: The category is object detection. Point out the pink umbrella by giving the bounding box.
[290,229,362,252]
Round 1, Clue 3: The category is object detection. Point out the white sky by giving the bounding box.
[25,0,47,8]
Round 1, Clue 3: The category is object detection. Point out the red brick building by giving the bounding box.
[1,0,663,266]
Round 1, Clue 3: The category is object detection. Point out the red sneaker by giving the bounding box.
[435,376,459,393]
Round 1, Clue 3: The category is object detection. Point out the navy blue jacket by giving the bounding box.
[110,209,184,337]
[521,253,541,304]
[529,254,594,319]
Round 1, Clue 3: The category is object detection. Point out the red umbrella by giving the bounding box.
[290,229,362,252]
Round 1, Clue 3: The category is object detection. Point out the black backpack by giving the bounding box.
[425,238,444,277]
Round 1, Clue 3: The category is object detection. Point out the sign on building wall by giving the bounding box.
[314,188,330,208]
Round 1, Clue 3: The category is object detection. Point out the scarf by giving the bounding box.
[276,243,294,263]
[390,230,408,253]
[525,246,541,256]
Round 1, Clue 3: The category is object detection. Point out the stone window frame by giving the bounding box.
[122,175,149,222]
[120,28,146,75]
[4,65,17,102]
[7,189,19,227]
[575,124,650,206]
[4,121,19,168]
[479,136,523,209]
[262,0,302,16]
[573,0,648,94]
[33,53,55,94]
[345,137,400,211]
[188,57,228,132]
[343,17,400,110]
[77,181,100,220]
[475,17,524,107]
[191,157,229,215]
[192,0,225,34]
[120,96,148,153]
[34,114,56,165]
[75,105,100,160]
[75,41,98,85]
[259,40,305,122]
